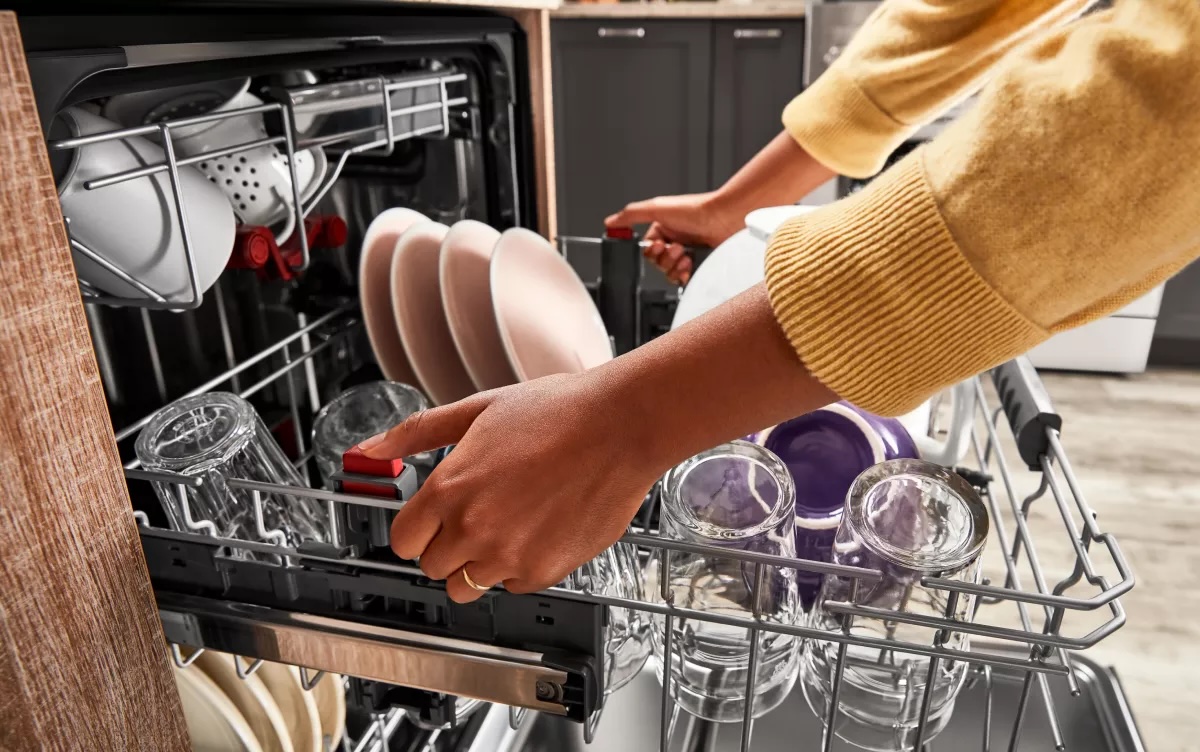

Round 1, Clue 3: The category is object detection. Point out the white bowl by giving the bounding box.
[55,107,235,303]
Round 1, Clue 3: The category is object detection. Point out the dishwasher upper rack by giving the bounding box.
[116,299,1135,752]
[48,68,470,311]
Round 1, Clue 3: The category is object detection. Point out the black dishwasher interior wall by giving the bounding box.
[18,6,538,505]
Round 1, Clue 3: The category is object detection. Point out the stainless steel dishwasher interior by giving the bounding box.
[516,649,1145,752]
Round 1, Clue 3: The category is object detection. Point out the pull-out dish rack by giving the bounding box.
[119,301,1136,752]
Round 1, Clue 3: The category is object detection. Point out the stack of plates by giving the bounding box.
[359,211,612,405]
[173,650,346,752]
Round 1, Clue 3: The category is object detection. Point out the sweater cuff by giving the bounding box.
[782,65,916,179]
[764,154,1048,417]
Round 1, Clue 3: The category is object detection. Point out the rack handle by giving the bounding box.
[597,27,646,38]
[989,356,1062,470]
[733,28,783,39]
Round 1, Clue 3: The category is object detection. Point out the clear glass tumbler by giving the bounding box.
[801,459,989,751]
[647,440,800,722]
[311,381,429,487]
[136,392,327,549]
[566,540,651,696]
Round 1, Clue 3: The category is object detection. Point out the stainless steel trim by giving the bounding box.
[733,28,783,40]
[157,592,572,715]
[597,27,646,39]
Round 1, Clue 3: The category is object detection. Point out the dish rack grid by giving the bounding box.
[115,307,1135,752]
[49,69,470,311]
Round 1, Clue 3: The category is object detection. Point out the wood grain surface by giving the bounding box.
[0,13,188,750]
[508,8,559,240]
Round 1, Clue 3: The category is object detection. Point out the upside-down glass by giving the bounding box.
[136,392,327,549]
[565,539,651,696]
[647,440,801,722]
[801,459,989,751]
[311,381,429,486]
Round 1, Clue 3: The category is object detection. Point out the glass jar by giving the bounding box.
[647,440,800,722]
[136,392,327,549]
[311,381,429,486]
[801,459,989,751]
[566,540,651,696]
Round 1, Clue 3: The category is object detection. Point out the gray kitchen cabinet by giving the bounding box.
[552,19,712,286]
[711,20,805,185]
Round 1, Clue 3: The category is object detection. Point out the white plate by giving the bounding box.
[195,651,295,752]
[391,221,477,405]
[671,205,820,330]
[257,663,321,752]
[439,220,517,391]
[311,673,347,751]
[175,663,264,752]
[490,228,612,381]
[359,208,428,384]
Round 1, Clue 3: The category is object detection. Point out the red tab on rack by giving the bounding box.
[605,226,634,241]
[342,446,405,478]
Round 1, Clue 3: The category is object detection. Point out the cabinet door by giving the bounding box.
[552,19,712,285]
[711,20,805,185]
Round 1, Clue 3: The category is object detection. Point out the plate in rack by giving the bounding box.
[439,220,517,391]
[194,651,294,752]
[489,228,612,382]
[391,221,477,405]
[360,208,427,386]
[174,662,264,752]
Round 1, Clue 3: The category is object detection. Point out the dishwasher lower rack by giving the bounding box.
[123,308,1136,752]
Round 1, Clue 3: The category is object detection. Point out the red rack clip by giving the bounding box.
[227,214,349,282]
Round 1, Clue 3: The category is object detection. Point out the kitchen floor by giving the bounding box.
[978,367,1200,752]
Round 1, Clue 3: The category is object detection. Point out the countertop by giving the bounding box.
[552,1,806,18]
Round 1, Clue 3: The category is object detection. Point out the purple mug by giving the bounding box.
[750,402,919,609]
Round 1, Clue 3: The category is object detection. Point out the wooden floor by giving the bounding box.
[973,367,1200,752]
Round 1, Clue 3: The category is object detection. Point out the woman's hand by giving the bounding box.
[604,192,743,284]
[357,286,835,604]
[358,373,663,603]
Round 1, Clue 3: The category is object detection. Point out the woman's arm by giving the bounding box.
[765,0,1200,416]
[608,0,1092,281]
[359,285,834,602]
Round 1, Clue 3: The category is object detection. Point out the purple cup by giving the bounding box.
[750,402,919,609]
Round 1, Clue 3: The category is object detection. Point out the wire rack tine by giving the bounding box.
[508,705,528,731]
[1007,669,1036,752]
[133,510,150,527]
[738,562,765,752]
[234,655,265,679]
[157,122,204,310]
[299,666,326,691]
[822,577,859,752]
[178,485,219,537]
[584,702,604,744]
[170,642,204,668]
[69,234,168,304]
[252,489,289,548]
[659,546,674,752]
[279,104,310,270]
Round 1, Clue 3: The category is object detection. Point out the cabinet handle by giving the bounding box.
[598,27,646,38]
[733,28,783,39]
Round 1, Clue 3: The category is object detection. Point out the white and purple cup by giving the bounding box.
[750,402,919,609]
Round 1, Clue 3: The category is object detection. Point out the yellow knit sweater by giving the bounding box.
[767,0,1200,416]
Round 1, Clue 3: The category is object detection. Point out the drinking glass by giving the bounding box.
[800,459,989,751]
[565,540,651,696]
[311,381,429,486]
[136,392,327,549]
[647,440,800,722]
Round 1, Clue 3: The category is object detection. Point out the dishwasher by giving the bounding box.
[14,3,1146,751]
